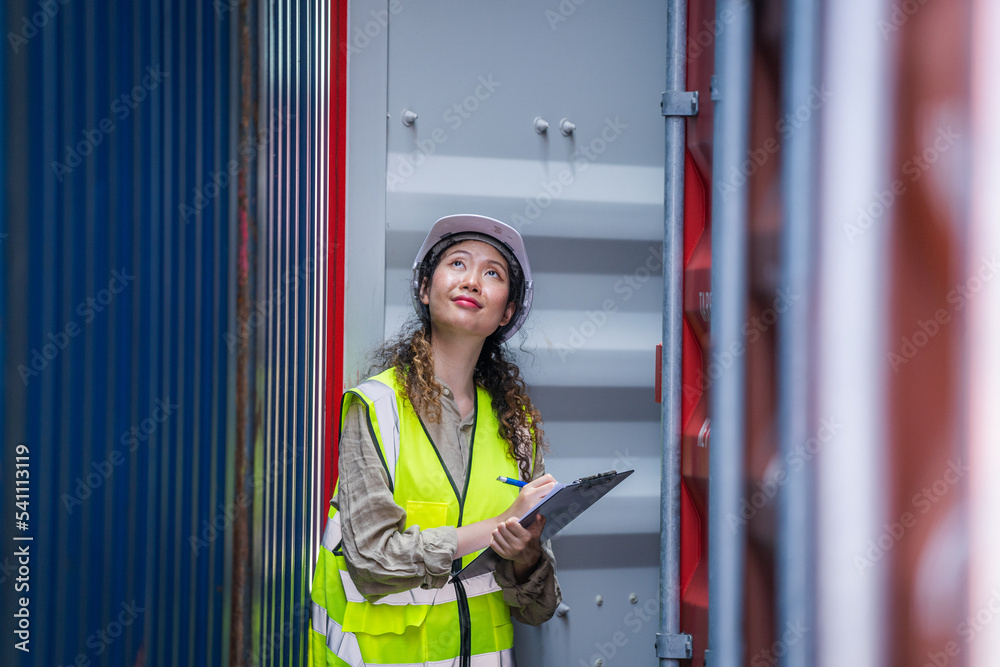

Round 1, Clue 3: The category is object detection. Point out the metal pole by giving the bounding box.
[815,1,892,664]
[658,0,693,665]
[777,0,819,664]
[706,0,752,665]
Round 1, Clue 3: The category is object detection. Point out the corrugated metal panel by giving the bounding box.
[0,1,333,665]
[1,0,237,664]
[248,0,332,665]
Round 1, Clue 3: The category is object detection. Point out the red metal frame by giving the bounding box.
[324,0,348,519]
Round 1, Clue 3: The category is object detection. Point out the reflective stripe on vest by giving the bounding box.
[312,600,515,667]
[367,650,516,667]
[312,601,365,667]
[354,379,401,487]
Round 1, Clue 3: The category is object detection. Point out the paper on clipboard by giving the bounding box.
[450,469,634,582]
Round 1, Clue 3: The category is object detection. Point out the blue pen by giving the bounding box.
[496,476,527,488]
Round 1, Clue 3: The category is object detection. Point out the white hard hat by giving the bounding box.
[411,214,533,342]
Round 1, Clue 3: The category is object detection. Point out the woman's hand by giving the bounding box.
[489,474,557,582]
[455,475,557,561]
[501,474,558,522]
[491,514,546,583]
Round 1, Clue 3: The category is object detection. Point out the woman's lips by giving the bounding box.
[452,296,481,308]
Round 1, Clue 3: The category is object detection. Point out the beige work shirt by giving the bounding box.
[333,379,562,626]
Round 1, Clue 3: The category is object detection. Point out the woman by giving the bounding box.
[311,214,561,666]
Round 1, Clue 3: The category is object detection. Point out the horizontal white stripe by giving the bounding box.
[385,153,662,206]
[313,602,514,667]
[324,496,503,607]
[311,602,365,667]
[340,570,501,606]
[368,648,515,667]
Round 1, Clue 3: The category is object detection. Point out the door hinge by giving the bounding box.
[656,632,693,659]
[661,91,700,117]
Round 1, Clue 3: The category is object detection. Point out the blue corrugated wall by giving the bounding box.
[0,1,330,665]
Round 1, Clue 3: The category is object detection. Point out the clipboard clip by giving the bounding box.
[573,470,618,487]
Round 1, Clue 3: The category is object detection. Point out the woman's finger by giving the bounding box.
[527,515,545,538]
[492,526,515,554]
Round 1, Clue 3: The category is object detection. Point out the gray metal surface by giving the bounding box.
[777,0,820,664]
[659,1,692,666]
[343,0,390,383]
[707,0,753,666]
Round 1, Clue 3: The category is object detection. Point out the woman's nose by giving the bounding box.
[461,274,480,292]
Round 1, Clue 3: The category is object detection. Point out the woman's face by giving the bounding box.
[419,240,516,340]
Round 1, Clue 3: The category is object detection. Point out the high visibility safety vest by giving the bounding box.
[310,369,531,667]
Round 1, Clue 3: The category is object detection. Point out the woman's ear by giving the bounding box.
[419,277,430,305]
[499,301,515,327]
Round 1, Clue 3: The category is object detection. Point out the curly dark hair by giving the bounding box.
[369,237,545,481]
[370,323,546,482]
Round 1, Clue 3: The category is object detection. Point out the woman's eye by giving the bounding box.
[450,259,464,268]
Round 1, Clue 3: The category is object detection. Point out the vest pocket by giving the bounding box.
[404,500,449,531]
[341,599,430,636]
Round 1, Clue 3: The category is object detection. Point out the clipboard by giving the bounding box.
[450,469,634,582]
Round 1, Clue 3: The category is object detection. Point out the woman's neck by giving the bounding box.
[428,327,484,405]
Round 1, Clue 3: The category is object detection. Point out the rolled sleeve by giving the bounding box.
[493,539,561,625]
[336,400,459,600]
